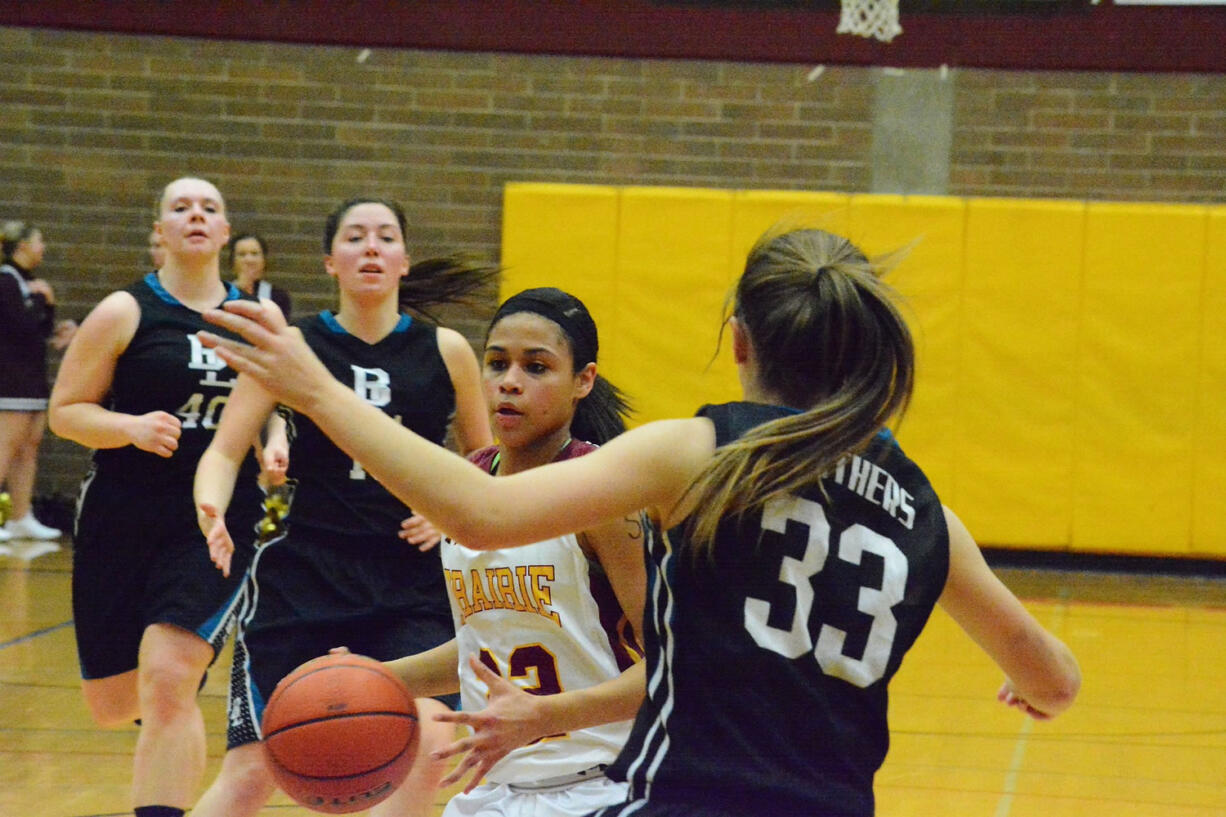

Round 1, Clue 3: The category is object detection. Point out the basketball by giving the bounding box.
[261,652,418,814]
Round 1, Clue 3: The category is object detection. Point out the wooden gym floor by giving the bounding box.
[2,539,1225,817]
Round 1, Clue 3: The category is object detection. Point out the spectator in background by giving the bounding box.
[228,232,291,319]
[0,220,77,545]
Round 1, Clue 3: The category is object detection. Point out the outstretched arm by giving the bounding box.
[199,300,710,547]
[937,506,1081,719]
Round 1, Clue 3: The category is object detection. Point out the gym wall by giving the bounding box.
[502,183,1226,558]
[0,23,1223,558]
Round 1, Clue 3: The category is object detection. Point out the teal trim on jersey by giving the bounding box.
[319,310,413,335]
[144,272,243,306]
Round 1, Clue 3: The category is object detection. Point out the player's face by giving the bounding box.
[324,203,409,297]
[483,312,593,449]
[156,178,229,261]
[232,237,266,281]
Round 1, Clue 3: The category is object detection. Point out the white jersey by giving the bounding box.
[440,442,643,785]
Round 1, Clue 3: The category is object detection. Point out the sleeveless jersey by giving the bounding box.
[0,261,54,407]
[604,402,950,817]
[283,311,455,540]
[440,440,644,785]
[90,272,261,495]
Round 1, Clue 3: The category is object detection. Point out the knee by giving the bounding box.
[138,658,205,718]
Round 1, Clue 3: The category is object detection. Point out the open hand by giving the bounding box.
[198,300,331,414]
[198,502,237,577]
[431,655,548,793]
[399,513,443,552]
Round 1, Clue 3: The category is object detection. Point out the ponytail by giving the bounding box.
[684,227,915,556]
[399,253,500,323]
[571,374,631,446]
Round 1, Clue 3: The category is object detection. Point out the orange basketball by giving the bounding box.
[261,652,418,814]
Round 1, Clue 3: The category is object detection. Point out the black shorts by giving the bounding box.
[224,529,458,749]
[71,467,258,680]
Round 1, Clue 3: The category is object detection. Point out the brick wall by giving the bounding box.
[1,25,1223,496]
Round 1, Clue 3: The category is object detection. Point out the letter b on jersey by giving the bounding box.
[351,366,391,407]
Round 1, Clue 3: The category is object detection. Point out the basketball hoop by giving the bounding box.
[837,0,902,43]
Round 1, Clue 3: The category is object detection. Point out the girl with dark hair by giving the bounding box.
[201,225,1081,817]
[227,232,292,319]
[383,286,647,817]
[0,220,76,545]
[191,197,494,817]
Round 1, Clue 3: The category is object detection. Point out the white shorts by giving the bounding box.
[442,774,628,817]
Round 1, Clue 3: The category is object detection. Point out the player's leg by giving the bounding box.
[131,622,215,811]
[189,743,275,817]
[373,696,455,817]
[190,581,284,817]
[0,411,30,530]
[72,481,146,726]
[4,411,58,534]
[80,670,140,727]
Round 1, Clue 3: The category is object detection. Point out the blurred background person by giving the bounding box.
[228,232,291,319]
[0,220,76,545]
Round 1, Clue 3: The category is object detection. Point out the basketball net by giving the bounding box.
[837,0,902,43]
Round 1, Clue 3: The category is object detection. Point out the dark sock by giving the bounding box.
[134,808,185,817]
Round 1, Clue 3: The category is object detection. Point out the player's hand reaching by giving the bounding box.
[130,410,181,458]
[399,513,442,552]
[431,655,548,793]
[199,300,331,414]
[997,679,1053,720]
[198,502,237,577]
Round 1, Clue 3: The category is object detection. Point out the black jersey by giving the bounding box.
[604,402,950,817]
[283,311,455,540]
[0,261,54,407]
[90,273,260,493]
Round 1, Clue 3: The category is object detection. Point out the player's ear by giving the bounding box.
[573,362,596,400]
[731,316,751,365]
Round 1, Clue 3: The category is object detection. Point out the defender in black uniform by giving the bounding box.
[191,197,494,817]
[203,225,1083,817]
[49,177,264,817]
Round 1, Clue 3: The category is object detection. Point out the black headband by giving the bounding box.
[491,287,598,366]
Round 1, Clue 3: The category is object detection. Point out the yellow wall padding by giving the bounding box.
[958,198,1085,548]
[1194,208,1226,556]
[1074,203,1205,554]
[500,183,621,344]
[611,188,737,423]
[846,196,967,502]
[501,183,1224,558]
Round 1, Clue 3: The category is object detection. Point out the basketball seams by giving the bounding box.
[261,652,420,813]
